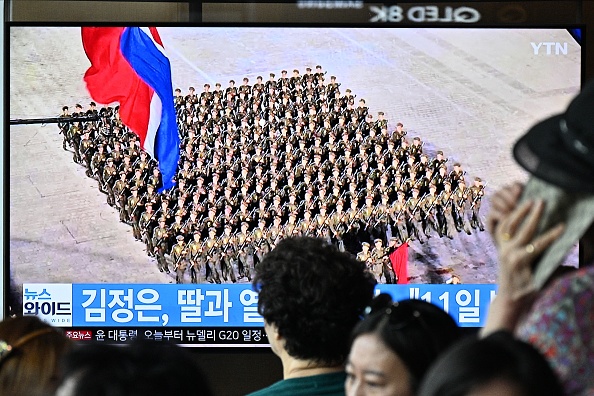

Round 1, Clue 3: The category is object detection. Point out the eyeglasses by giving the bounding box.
[364,296,428,332]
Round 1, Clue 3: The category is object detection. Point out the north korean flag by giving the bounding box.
[81,27,179,191]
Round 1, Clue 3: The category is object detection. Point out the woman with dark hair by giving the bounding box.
[417,331,563,396]
[345,295,461,396]
[0,315,71,396]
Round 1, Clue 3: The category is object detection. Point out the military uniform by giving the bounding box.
[171,236,188,284]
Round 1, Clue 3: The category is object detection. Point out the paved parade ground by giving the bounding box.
[9,26,580,307]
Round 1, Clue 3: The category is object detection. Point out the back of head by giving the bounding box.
[418,331,563,396]
[57,340,212,396]
[351,296,461,393]
[0,315,71,396]
[253,237,376,366]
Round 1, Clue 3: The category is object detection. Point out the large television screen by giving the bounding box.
[8,26,582,345]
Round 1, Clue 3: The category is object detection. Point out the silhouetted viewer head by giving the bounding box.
[56,341,213,396]
[513,78,594,193]
[417,331,563,396]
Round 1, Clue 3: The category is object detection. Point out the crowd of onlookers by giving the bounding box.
[5,79,593,396]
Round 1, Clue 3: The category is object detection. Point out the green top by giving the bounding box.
[246,371,347,396]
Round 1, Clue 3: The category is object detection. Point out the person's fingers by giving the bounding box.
[496,199,534,240]
[487,183,525,235]
[514,200,545,245]
[527,223,566,257]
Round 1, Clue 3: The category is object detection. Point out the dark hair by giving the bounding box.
[0,316,71,396]
[418,331,563,396]
[58,340,212,396]
[350,296,460,393]
[253,237,375,365]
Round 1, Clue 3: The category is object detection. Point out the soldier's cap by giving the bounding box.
[374,238,383,244]
[440,164,448,170]
[412,187,420,192]
[215,82,221,87]
[225,224,232,229]
[293,69,299,73]
[437,150,444,155]
[175,211,183,217]
[475,177,483,182]
[176,235,184,241]
[281,70,287,74]
[241,221,249,227]
[429,183,437,188]
[209,227,216,232]
[269,73,275,77]
[159,217,166,223]
[204,83,210,88]
[330,76,336,80]
[345,88,352,93]
[454,162,461,167]
[378,111,384,115]
[444,180,452,186]
[362,242,370,247]
[130,186,138,191]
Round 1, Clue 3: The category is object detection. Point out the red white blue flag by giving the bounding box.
[81,27,179,191]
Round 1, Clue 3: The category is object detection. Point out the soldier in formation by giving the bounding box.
[59,65,485,284]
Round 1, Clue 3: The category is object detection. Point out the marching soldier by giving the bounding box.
[437,181,456,239]
[469,177,486,232]
[90,144,107,184]
[356,242,373,270]
[171,235,188,284]
[420,183,442,238]
[205,228,222,284]
[370,238,394,284]
[406,187,426,243]
[80,130,95,176]
[127,187,145,239]
[453,180,472,235]
[102,158,119,205]
[139,203,157,256]
[58,105,71,150]
[152,218,170,273]
[187,233,206,283]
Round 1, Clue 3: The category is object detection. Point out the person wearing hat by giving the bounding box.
[389,190,410,243]
[356,242,372,268]
[421,183,442,239]
[372,238,395,284]
[138,202,157,257]
[171,235,188,284]
[482,79,594,396]
[220,226,240,284]
[469,177,486,232]
[152,217,170,273]
[90,143,107,184]
[126,186,144,240]
[437,180,456,240]
[452,179,472,235]
[187,232,206,284]
[406,187,426,244]
[101,155,118,202]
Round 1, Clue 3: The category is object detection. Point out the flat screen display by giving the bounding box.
[8,26,582,344]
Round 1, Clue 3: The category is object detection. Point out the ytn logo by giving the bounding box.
[531,42,568,55]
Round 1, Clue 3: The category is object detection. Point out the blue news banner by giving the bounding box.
[23,283,497,345]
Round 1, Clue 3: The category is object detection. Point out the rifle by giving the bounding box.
[422,192,444,220]
[10,114,100,126]
[470,182,487,209]
[347,206,366,229]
